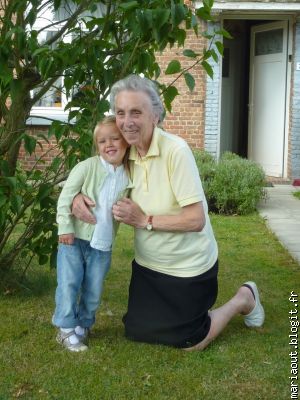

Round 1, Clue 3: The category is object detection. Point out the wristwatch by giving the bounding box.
[146,215,153,231]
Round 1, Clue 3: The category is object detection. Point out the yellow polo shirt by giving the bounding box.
[129,127,218,278]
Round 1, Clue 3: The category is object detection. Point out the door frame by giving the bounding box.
[248,20,288,177]
[218,14,293,178]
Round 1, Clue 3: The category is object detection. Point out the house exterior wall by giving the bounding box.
[204,22,221,158]
[14,2,300,182]
[203,5,300,181]
[18,127,59,169]
[20,27,208,169]
[291,19,300,179]
[156,29,207,149]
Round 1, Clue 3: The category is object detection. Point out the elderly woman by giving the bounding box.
[72,75,264,350]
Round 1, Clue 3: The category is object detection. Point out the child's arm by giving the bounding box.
[58,233,75,245]
[57,161,88,235]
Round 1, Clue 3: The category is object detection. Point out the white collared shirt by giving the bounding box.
[90,157,128,251]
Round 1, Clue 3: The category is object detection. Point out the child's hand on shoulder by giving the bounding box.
[59,234,74,245]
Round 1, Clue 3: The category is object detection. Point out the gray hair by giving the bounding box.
[110,75,165,123]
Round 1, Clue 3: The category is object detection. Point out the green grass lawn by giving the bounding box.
[293,191,300,200]
[1,214,299,400]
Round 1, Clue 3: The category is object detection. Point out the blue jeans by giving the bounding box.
[52,238,111,329]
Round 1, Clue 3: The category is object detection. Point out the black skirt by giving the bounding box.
[122,259,218,348]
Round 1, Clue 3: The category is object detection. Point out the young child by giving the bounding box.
[52,115,131,352]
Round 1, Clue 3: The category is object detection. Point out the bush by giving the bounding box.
[193,150,267,215]
[192,149,216,195]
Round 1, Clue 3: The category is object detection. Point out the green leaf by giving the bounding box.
[50,157,62,173]
[201,60,214,80]
[3,177,17,190]
[203,0,214,9]
[50,246,58,268]
[49,121,67,140]
[184,72,195,92]
[183,49,198,58]
[165,60,181,75]
[53,0,62,10]
[203,49,212,61]
[37,184,52,201]
[215,29,233,40]
[137,52,151,72]
[32,47,49,57]
[196,7,212,21]
[85,17,106,30]
[144,9,154,29]
[0,60,12,84]
[96,100,110,116]
[24,134,37,155]
[11,194,22,214]
[119,1,139,11]
[30,169,43,180]
[191,14,198,30]
[68,110,79,121]
[38,254,49,265]
[176,28,186,47]
[0,194,7,209]
[152,9,170,29]
[37,132,50,144]
[171,3,186,26]
[215,41,224,56]
[25,8,37,26]
[210,48,219,63]
[39,57,54,79]
[64,76,74,96]
[0,159,10,176]
[163,85,179,113]
[201,30,214,40]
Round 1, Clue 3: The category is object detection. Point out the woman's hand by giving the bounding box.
[59,233,75,245]
[113,200,205,232]
[72,194,96,224]
[112,198,147,229]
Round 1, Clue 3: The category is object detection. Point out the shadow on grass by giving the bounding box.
[1,263,56,298]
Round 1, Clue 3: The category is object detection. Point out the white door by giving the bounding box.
[248,21,288,177]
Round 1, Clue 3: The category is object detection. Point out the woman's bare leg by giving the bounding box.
[185,285,256,351]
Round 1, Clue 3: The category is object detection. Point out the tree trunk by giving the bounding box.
[1,89,31,175]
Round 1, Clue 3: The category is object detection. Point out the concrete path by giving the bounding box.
[257,185,300,264]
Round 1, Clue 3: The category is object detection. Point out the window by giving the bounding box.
[27,2,104,125]
[255,29,283,56]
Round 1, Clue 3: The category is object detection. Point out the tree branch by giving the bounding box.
[120,38,142,78]
[29,76,59,107]
[43,0,94,47]
[160,35,216,95]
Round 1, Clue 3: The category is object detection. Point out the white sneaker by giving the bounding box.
[243,281,265,328]
[56,330,88,352]
[75,327,90,345]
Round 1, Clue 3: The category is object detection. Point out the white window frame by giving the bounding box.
[27,3,75,125]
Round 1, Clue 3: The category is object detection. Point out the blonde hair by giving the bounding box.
[93,115,130,172]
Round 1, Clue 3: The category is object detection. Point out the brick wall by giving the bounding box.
[156,28,207,149]
[19,126,59,170]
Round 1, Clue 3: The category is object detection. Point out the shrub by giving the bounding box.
[192,149,216,196]
[193,150,267,215]
[293,191,300,200]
